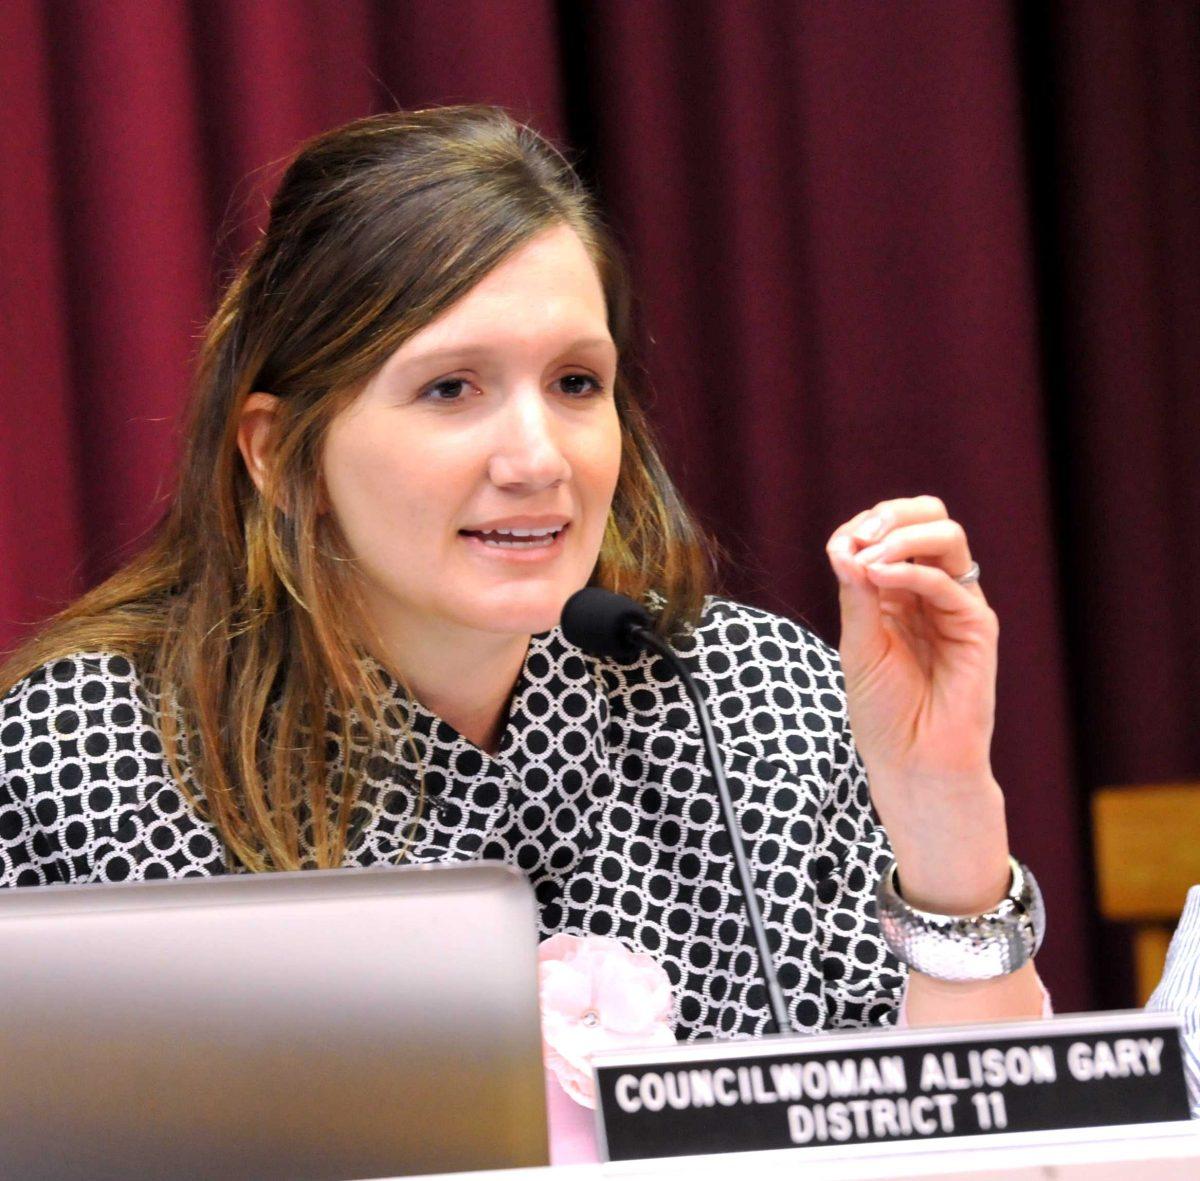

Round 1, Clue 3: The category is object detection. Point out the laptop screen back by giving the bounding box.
[0,862,549,1180]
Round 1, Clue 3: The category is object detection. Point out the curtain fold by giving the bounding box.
[1,0,87,623]
[1038,2,1200,789]
[39,0,212,579]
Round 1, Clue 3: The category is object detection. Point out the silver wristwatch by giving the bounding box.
[875,856,1046,982]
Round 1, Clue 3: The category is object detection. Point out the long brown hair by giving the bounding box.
[0,106,712,872]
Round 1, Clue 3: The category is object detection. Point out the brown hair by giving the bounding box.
[0,106,711,872]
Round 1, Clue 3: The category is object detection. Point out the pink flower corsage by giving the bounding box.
[538,932,676,1109]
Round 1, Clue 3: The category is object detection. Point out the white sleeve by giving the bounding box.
[1146,885,1200,1116]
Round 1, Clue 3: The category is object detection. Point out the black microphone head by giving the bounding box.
[560,587,652,663]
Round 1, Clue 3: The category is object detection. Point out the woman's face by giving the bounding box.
[322,224,622,649]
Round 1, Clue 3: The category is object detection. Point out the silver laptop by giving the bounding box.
[0,862,549,1180]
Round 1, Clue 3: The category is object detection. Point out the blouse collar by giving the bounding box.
[366,627,613,872]
[375,628,607,765]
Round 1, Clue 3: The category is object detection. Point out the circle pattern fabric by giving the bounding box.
[0,598,905,1038]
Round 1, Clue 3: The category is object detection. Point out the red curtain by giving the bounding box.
[3,0,1197,1012]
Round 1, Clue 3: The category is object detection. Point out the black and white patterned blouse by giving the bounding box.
[0,597,904,1039]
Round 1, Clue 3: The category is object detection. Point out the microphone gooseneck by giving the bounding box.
[561,587,792,1036]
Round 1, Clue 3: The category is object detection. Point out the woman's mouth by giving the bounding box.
[458,524,568,551]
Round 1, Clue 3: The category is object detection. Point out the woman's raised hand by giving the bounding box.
[826,496,1011,916]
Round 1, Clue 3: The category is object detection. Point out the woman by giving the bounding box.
[0,105,1045,1039]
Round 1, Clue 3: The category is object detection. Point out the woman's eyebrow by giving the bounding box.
[400,336,618,367]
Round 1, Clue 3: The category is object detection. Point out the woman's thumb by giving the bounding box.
[826,535,886,669]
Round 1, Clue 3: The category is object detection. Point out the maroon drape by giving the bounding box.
[1035,3,1200,790]
[3,0,1198,1013]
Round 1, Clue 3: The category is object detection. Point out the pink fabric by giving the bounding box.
[538,933,674,1164]
[545,1071,600,1165]
[538,932,675,1106]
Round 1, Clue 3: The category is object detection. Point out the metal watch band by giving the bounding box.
[875,855,1046,983]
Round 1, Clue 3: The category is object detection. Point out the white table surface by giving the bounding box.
[379,1120,1200,1181]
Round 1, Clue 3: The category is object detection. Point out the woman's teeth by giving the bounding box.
[466,527,562,548]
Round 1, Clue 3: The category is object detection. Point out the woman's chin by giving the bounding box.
[465,589,578,638]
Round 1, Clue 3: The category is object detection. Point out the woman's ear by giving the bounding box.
[237,392,281,495]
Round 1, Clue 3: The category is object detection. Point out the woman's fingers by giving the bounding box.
[827,495,989,654]
[862,559,997,631]
[826,500,936,581]
[847,495,948,547]
[827,507,882,552]
[852,519,978,587]
[829,499,985,600]
[827,494,952,569]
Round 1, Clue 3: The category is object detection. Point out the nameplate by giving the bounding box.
[591,1010,1190,1162]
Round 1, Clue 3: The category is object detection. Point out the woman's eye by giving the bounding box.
[420,378,475,402]
[556,373,604,398]
[418,373,605,402]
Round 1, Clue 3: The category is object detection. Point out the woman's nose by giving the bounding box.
[487,389,571,491]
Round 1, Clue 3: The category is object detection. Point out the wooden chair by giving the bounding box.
[1092,782,1200,1005]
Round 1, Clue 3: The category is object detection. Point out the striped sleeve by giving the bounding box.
[1146,885,1200,1116]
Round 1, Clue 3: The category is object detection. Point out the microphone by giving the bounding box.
[561,587,792,1036]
